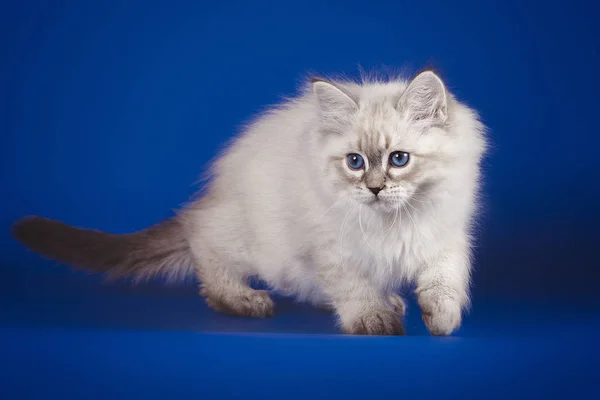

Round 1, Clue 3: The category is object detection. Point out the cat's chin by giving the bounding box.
[365,198,399,214]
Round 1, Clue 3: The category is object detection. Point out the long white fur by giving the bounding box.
[181,70,487,335]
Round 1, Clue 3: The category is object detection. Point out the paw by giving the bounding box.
[418,290,462,336]
[202,288,275,318]
[344,309,405,336]
[389,293,406,316]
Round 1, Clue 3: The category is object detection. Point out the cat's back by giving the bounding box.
[214,94,318,195]
[232,96,317,162]
[197,93,321,226]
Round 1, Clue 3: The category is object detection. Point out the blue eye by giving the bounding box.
[346,153,365,170]
[389,151,410,167]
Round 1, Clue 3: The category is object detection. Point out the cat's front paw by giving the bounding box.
[418,289,462,336]
[343,309,405,336]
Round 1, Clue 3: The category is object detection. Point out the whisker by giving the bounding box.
[402,203,418,232]
[407,196,432,204]
[320,198,346,219]
[338,204,356,270]
[358,205,376,250]
[358,205,391,264]
[405,200,420,214]
[382,206,398,235]
[383,206,400,274]
[398,204,402,229]
[412,188,451,201]
[378,205,399,246]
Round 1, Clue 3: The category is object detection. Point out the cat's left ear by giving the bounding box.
[398,70,448,124]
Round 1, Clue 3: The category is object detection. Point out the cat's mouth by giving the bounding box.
[366,195,404,213]
[365,196,384,206]
[368,196,391,210]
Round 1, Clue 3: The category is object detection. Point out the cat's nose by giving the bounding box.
[368,186,383,196]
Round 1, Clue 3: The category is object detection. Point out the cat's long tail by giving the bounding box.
[11,216,194,282]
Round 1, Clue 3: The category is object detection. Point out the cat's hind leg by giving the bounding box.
[195,252,274,318]
[389,293,406,317]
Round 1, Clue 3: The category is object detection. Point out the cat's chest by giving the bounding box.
[321,212,419,261]
[343,224,426,283]
[343,224,406,258]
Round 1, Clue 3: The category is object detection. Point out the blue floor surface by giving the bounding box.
[2,266,600,399]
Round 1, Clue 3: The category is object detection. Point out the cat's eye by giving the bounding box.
[389,151,410,168]
[346,153,365,170]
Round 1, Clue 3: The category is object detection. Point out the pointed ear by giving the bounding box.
[311,78,358,115]
[398,71,448,123]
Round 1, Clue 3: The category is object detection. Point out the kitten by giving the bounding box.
[12,70,487,336]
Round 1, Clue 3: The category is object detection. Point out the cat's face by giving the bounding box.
[314,71,450,213]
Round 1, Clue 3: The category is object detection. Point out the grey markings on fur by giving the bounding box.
[10,69,487,336]
[12,216,193,282]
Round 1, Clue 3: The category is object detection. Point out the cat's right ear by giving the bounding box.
[311,78,358,115]
[397,70,448,124]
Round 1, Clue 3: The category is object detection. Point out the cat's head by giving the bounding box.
[311,70,484,213]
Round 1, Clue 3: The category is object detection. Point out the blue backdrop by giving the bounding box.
[2,0,600,398]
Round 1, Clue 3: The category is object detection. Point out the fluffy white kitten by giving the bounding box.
[13,70,487,336]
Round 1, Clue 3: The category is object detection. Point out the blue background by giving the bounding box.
[1,0,600,398]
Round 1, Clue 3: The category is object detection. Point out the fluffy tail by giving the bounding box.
[11,216,194,282]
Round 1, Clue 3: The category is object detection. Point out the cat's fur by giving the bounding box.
[12,70,487,336]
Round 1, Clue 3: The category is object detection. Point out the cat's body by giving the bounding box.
[13,70,487,336]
